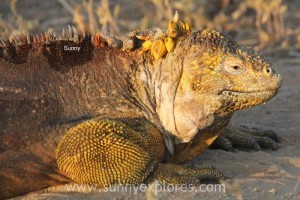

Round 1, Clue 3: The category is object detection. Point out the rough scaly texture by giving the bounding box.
[0,16,281,199]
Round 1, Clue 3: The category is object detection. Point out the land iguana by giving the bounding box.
[0,13,282,199]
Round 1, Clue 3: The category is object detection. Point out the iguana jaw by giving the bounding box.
[170,88,279,144]
[221,90,278,98]
[218,70,282,112]
[219,89,279,111]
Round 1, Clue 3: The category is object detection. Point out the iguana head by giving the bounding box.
[178,29,282,111]
[145,29,282,144]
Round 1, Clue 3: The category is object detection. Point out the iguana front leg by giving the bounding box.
[166,129,224,164]
[212,123,280,151]
[56,118,224,187]
[56,119,159,186]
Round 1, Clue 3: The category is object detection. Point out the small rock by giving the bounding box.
[251,187,258,192]
[268,188,276,194]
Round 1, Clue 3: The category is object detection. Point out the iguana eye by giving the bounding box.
[232,65,240,70]
[224,64,245,75]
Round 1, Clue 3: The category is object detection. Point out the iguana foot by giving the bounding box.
[212,123,280,151]
[152,163,224,184]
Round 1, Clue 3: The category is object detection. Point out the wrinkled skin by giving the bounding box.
[138,30,281,151]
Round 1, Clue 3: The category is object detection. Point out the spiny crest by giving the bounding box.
[0,25,125,49]
[194,29,271,71]
[0,25,126,65]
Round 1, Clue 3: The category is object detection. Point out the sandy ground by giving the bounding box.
[10,49,299,200]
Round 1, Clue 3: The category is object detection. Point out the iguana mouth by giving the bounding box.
[218,90,278,111]
[221,90,278,98]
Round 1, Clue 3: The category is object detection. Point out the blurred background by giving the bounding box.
[0,0,299,51]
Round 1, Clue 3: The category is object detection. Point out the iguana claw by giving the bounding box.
[212,124,280,151]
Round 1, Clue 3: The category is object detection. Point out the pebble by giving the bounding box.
[268,188,276,194]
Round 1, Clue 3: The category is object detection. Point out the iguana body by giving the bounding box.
[0,17,281,199]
